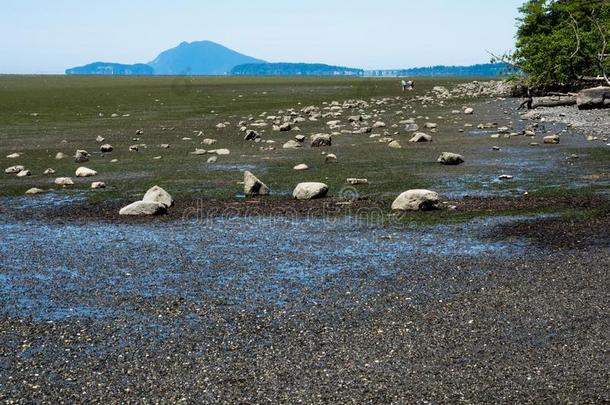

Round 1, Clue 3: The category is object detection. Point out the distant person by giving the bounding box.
[401,80,414,92]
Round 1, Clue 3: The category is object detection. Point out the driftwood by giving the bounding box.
[531,95,577,108]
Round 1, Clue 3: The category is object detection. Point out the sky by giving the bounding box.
[0,0,525,74]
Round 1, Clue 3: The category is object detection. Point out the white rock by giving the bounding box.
[293,182,329,200]
[543,135,560,144]
[143,185,173,208]
[91,181,106,189]
[464,107,474,115]
[244,171,270,196]
[6,153,21,159]
[347,178,368,185]
[16,170,31,177]
[75,167,98,177]
[74,150,90,163]
[119,201,167,216]
[55,152,67,160]
[44,168,56,175]
[96,135,105,143]
[208,148,230,155]
[283,140,302,149]
[293,164,309,171]
[388,140,402,149]
[54,177,74,186]
[207,156,218,163]
[409,133,433,143]
[25,188,45,195]
[5,165,25,174]
[391,190,440,211]
[325,153,338,163]
[437,152,465,165]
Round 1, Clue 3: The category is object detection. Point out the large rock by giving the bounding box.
[577,86,610,110]
[244,130,260,141]
[54,177,74,186]
[5,165,25,174]
[143,185,173,208]
[244,171,270,196]
[74,150,90,163]
[437,152,465,165]
[283,140,302,149]
[543,135,560,144]
[293,182,329,200]
[100,144,113,153]
[119,201,167,216]
[310,134,332,147]
[391,190,440,211]
[409,132,433,143]
[75,167,98,177]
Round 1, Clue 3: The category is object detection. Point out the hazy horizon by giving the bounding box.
[1,0,524,74]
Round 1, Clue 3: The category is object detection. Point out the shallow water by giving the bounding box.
[0,215,534,321]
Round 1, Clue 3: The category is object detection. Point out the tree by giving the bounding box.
[512,0,610,85]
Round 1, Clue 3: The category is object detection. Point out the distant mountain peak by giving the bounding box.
[66,40,265,76]
[148,40,265,75]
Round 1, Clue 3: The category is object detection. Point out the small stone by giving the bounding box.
[293,163,309,171]
[91,181,106,189]
[25,188,45,195]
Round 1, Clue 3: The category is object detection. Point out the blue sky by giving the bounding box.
[0,0,525,74]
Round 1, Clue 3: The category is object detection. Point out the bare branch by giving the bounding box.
[589,15,610,86]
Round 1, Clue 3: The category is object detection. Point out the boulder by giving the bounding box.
[207,156,218,163]
[54,177,74,186]
[295,135,306,143]
[437,152,465,165]
[55,152,67,160]
[43,168,56,175]
[16,170,31,177]
[6,153,21,159]
[409,133,433,143]
[388,140,402,149]
[424,122,437,129]
[293,182,329,200]
[191,149,207,155]
[391,190,440,211]
[244,171,270,196]
[75,167,98,177]
[279,123,292,132]
[100,144,113,153]
[283,140,302,149]
[310,134,332,147]
[95,135,105,143]
[577,86,610,110]
[5,165,25,174]
[74,150,90,163]
[464,107,474,115]
[143,185,174,208]
[293,163,309,171]
[543,135,560,144]
[202,138,217,145]
[25,188,45,195]
[119,201,167,216]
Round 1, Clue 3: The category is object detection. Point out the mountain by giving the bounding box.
[66,62,154,76]
[365,63,510,77]
[148,40,265,75]
[231,63,363,76]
